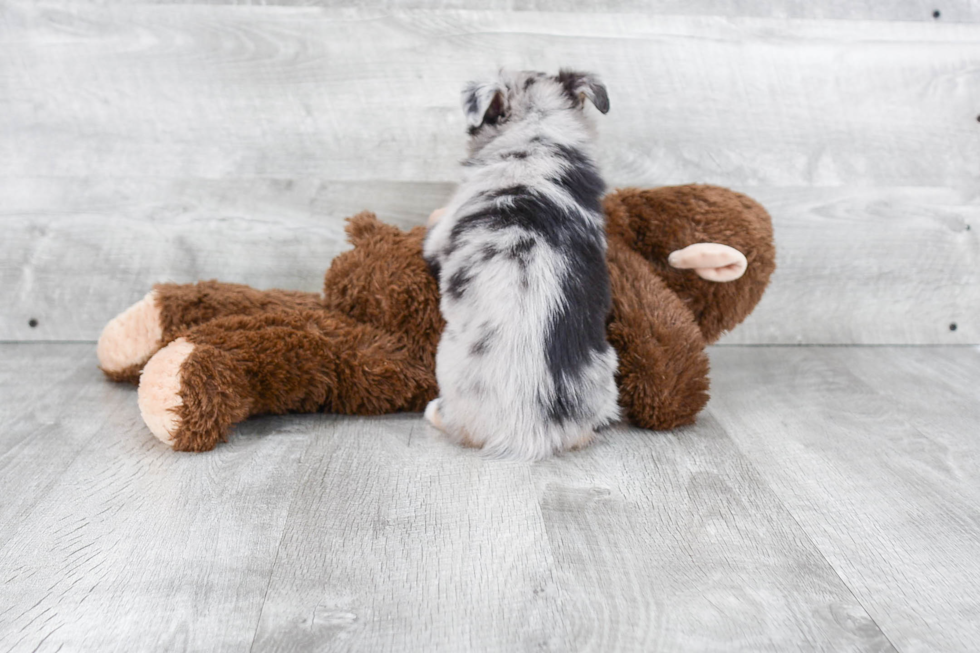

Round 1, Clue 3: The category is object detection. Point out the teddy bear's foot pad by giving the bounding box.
[137,337,194,447]
[97,290,163,379]
[668,243,748,282]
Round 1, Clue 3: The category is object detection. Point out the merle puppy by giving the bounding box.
[422,69,619,460]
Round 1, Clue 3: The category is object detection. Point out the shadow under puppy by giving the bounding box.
[423,69,619,460]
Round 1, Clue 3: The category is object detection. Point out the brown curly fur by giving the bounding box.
[606,242,711,430]
[102,361,151,385]
[106,282,325,386]
[604,185,776,344]
[104,186,775,451]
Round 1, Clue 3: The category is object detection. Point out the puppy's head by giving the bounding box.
[461,69,609,151]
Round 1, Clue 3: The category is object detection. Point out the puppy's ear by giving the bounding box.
[461,81,507,128]
[557,69,610,114]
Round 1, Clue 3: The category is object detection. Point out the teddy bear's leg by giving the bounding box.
[606,239,711,430]
[604,185,776,344]
[137,310,432,451]
[98,281,323,384]
[137,337,197,446]
[97,290,164,384]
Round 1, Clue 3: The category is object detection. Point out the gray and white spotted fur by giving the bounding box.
[423,69,620,461]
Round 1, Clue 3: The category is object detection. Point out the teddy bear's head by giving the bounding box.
[604,185,776,344]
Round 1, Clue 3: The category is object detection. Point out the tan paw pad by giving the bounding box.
[97,291,163,373]
[137,338,195,446]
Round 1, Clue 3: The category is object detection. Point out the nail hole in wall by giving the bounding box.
[949,323,958,332]
[28,318,38,328]
[933,9,941,18]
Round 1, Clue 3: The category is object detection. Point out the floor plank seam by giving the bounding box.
[246,415,338,653]
[526,467,580,646]
[248,538,286,653]
[767,497,902,653]
[705,408,905,653]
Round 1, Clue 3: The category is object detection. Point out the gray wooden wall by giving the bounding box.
[2,2,978,344]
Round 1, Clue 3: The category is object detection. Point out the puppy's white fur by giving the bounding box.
[424,70,619,461]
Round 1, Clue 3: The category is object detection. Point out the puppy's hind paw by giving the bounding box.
[569,431,596,451]
[424,398,445,432]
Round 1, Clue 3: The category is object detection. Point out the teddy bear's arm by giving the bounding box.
[137,309,433,451]
[606,241,710,431]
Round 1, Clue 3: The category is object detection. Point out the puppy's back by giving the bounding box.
[433,180,619,460]
[424,69,619,459]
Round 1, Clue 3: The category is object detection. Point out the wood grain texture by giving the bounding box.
[248,406,890,651]
[707,345,980,653]
[3,180,976,344]
[0,345,114,544]
[89,0,980,23]
[0,344,316,652]
[3,6,979,345]
[250,415,577,652]
[3,343,978,651]
[3,7,980,344]
[717,186,979,345]
[3,7,978,186]
[0,177,454,341]
[529,420,895,652]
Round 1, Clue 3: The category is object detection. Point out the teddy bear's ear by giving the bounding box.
[345,211,383,244]
[345,211,405,246]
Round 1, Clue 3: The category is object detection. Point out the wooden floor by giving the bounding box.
[1,343,977,652]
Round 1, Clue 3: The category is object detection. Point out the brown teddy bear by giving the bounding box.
[97,184,775,453]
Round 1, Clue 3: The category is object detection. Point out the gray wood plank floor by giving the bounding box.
[2,343,977,652]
